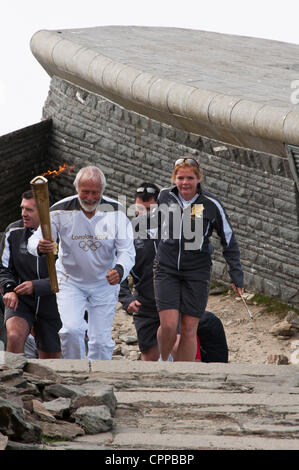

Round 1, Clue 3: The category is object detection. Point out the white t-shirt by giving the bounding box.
[178,193,199,208]
[28,194,135,284]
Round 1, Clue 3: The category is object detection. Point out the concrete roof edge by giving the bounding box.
[30,29,299,153]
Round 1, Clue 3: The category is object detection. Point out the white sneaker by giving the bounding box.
[159,354,173,362]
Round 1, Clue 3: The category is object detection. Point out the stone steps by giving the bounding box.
[36,359,299,451]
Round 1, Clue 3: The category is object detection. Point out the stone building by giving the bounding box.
[0,26,298,306]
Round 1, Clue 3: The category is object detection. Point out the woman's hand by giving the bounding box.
[231,284,244,297]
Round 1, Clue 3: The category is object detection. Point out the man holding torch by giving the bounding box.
[0,190,62,358]
[28,166,135,360]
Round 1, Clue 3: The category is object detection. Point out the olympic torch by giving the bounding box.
[30,175,59,293]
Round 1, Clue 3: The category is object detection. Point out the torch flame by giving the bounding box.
[42,163,75,179]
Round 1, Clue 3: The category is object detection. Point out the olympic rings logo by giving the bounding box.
[78,240,101,251]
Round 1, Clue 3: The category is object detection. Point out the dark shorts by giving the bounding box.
[133,308,160,352]
[5,302,62,353]
[153,263,210,318]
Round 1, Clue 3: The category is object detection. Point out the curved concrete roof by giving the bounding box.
[30,26,299,157]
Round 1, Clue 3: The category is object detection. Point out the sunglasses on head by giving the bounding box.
[174,158,199,168]
[136,187,157,194]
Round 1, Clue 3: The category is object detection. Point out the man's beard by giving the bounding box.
[79,197,100,213]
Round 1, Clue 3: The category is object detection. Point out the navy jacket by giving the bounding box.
[119,212,159,314]
[156,184,244,286]
[0,219,59,316]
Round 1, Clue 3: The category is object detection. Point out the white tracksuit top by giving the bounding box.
[27,194,136,284]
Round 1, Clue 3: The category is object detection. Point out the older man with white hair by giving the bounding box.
[28,165,135,360]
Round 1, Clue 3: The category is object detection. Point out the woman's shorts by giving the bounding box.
[153,263,210,319]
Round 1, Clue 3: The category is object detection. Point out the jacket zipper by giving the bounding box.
[169,192,183,271]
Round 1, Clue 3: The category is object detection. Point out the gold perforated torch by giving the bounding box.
[30,175,59,293]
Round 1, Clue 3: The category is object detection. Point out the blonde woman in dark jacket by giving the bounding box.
[154,157,244,362]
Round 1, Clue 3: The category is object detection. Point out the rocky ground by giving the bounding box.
[0,353,118,450]
[1,353,299,451]
[1,289,299,451]
[112,288,299,365]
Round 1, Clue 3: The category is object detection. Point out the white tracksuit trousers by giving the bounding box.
[57,277,120,360]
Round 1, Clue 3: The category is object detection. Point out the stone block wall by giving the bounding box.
[0,120,52,232]
[40,76,298,306]
[0,76,297,305]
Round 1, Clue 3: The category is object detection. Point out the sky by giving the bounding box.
[1,0,299,137]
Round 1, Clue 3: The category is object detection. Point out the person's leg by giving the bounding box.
[0,297,6,351]
[174,314,200,361]
[175,278,209,362]
[5,316,30,353]
[157,309,179,361]
[154,266,181,361]
[141,344,160,361]
[171,334,181,360]
[33,305,62,359]
[57,279,87,359]
[133,311,160,361]
[87,283,119,360]
[38,350,61,359]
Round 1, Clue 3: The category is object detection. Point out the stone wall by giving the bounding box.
[0,120,52,232]
[41,76,298,306]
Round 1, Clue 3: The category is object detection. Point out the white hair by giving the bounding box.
[73,165,107,195]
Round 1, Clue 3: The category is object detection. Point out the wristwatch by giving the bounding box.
[2,282,17,294]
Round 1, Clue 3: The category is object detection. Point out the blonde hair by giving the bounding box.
[171,158,202,183]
